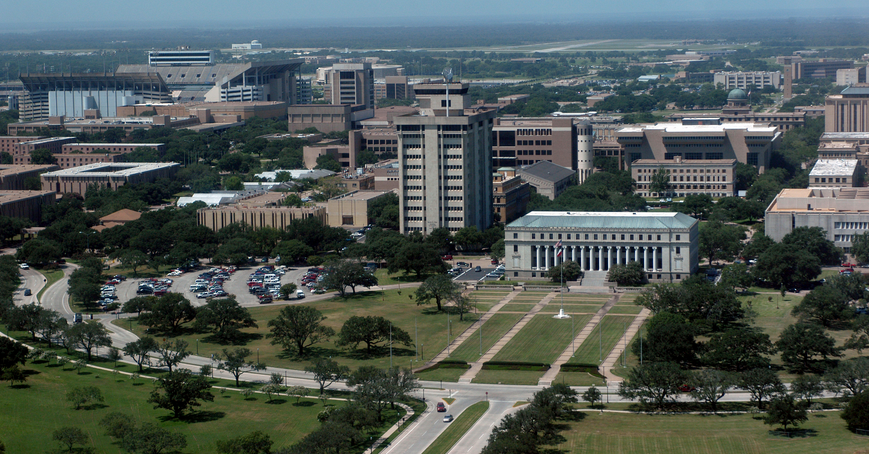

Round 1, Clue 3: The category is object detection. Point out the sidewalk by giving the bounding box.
[600,307,651,383]
[458,292,558,383]
[538,294,620,385]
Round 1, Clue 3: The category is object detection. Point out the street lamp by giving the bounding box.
[78,231,97,254]
[257,348,260,364]
[196,339,199,355]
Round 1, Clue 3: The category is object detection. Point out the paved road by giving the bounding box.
[447,400,518,454]
[380,391,471,454]
[39,264,77,321]
[14,267,47,306]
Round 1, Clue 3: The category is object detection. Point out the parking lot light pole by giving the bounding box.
[196,339,199,355]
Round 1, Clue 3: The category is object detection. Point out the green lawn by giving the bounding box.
[499,303,539,313]
[449,313,525,363]
[0,360,341,453]
[373,268,428,286]
[414,367,467,383]
[113,289,479,372]
[568,315,635,365]
[472,369,545,385]
[492,315,591,363]
[421,401,490,454]
[552,371,605,386]
[605,305,643,315]
[553,410,867,454]
[36,267,64,301]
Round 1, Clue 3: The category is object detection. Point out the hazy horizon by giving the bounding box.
[2,1,869,32]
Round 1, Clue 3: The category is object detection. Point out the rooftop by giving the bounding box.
[40,162,178,177]
[99,208,142,223]
[507,211,698,230]
[619,122,778,134]
[821,132,869,140]
[0,190,55,203]
[810,159,858,176]
[329,190,389,202]
[632,159,737,166]
[518,160,575,183]
[0,164,60,177]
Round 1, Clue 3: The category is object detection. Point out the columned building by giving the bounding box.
[505,211,699,282]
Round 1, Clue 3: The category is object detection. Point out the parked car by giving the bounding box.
[474,266,482,272]
[73,313,83,324]
[442,255,453,261]
[436,402,446,412]
[296,290,305,299]
[258,295,273,304]
[19,263,29,270]
[456,262,469,268]
[196,292,211,299]
[491,259,499,265]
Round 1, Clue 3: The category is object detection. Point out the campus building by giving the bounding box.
[196,191,326,231]
[493,168,531,224]
[516,161,576,201]
[825,86,869,133]
[808,159,860,188]
[395,81,496,234]
[793,59,854,79]
[0,165,61,190]
[490,117,579,172]
[0,190,57,223]
[765,187,869,253]
[323,63,375,110]
[713,71,782,90]
[631,157,736,198]
[504,211,699,282]
[665,88,805,133]
[326,190,391,228]
[39,162,179,195]
[148,50,214,66]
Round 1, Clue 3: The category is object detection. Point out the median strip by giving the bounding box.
[421,400,490,454]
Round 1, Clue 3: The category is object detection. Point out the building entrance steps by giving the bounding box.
[537,294,620,386]
[457,292,559,383]
[579,270,610,287]
[415,289,522,372]
[600,307,652,383]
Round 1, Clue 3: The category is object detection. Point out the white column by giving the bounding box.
[535,246,541,270]
[545,246,550,271]
[653,247,658,271]
[597,247,603,271]
[607,246,612,270]
[634,246,638,262]
[643,247,649,271]
[616,246,621,266]
[571,245,576,262]
[580,246,586,271]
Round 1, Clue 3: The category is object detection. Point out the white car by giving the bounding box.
[19,263,29,270]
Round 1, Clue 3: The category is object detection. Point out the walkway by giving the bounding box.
[600,307,651,382]
[421,289,521,369]
[458,292,558,383]
[538,294,620,385]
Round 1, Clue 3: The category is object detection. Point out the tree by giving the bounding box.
[314,154,341,172]
[776,323,842,373]
[337,316,413,355]
[415,274,462,312]
[347,366,419,419]
[453,226,484,251]
[120,249,149,276]
[271,239,313,264]
[155,339,190,372]
[68,267,103,310]
[137,293,196,333]
[148,369,214,418]
[635,277,743,329]
[851,231,869,264]
[287,421,363,454]
[280,283,298,300]
[824,357,869,397]
[267,305,335,357]
[123,422,187,454]
[791,374,825,405]
[0,335,29,376]
[842,391,869,432]
[122,296,156,316]
[739,367,785,409]
[582,385,602,408]
[123,337,159,372]
[608,261,644,286]
[1,365,25,387]
[846,315,869,353]
[322,259,378,297]
[217,347,265,387]
[65,321,112,362]
[718,263,753,292]
[792,284,853,327]
[618,362,686,411]
[674,194,714,219]
[698,221,746,265]
[289,385,309,404]
[36,309,68,348]
[764,394,808,434]
[633,312,698,365]
[741,231,775,261]
[194,298,257,342]
[52,426,87,453]
[8,303,45,341]
[701,328,775,371]
[216,430,273,454]
[688,369,733,413]
[753,243,821,288]
[388,242,446,278]
[66,385,105,410]
[781,226,843,266]
[649,166,671,196]
[31,148,58,165]
[100,412,137,446]
[546,260,582,283]
[224,176,244,191]
[305,358,350,395]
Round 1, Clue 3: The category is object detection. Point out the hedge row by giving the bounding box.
[560,363,605,378]
[482,361,550,371]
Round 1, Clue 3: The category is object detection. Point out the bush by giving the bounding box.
[482,361,550,371]
[842,392,869,432]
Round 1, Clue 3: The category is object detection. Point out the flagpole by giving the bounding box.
[554,241,570,319]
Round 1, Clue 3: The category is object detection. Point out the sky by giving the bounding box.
[2,0,868,29]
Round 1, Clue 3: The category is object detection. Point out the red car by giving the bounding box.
[842,262,856,268]
[491,259,499,265]
[436,402,446,412]
[442,255,453,261]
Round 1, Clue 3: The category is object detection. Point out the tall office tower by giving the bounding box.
[326,63,375,109]
[576,121,594,184]
[395,81,496,234]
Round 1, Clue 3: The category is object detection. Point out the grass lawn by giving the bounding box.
[112,289,479,372]
[0,359,343,453]
[552,371,605,386]
[499,303,539,313]
[373,268,428,286]
[449,313,525,363]
[492,315,591,363]
[606,305,644,315]
[568,315,636,365]
[472,369,545,385]
[414,367,467,383]
[552,410,866,454]
[421,401,489,454]
[36,267,64,300]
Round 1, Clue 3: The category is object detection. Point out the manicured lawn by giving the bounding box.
[492,315,591,363]
[606,305,644,315]
[421,401,490,454]
[449,313,524,363]
[539,303,604,314]
[472,369,545,385]
[499,303,539,313]
[373,268,428,286]
[553,410,866,454]
[552,371,605,386]
[415,367,467,383]
[568,315,636,365]
[0,359,340,453]
[36,267,64,300]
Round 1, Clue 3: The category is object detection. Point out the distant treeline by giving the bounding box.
[1,18,868,51]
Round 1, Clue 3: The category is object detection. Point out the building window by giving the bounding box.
[621,234,625,240]
[532,272,536,278]
[675,247,681,254]
[558,234,562,239]
[513,245,518,252]
[657,235,661,241]
[514,272,518,277]
[549,234,553,239]
[594,234,598,240]
[532,234,535,239]
[513,233,518,239]
[676,274,681,280]
[639,235,643,240]
[676,235,681,240]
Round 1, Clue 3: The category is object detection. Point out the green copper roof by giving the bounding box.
[506,211,698,230]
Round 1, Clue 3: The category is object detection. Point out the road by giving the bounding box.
[14,267,47,306]
[447,400,518,454]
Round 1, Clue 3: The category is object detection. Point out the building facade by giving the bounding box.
[516,160,577,200]
[395,82,496,234]
[825,86,869,133]
[505,211,699,282]
[631,158,736,198]
[40,162,179,195]
[713,71,782,90]
[0,165,60,190]
[493,168,531,224]
[808,159,859,188]
[491,117,578,171]
[197,205,325,231]
[324,63,375,110]
[0,191,57,223]
[765,187,869,253]
[793,60,854,79]
[326,190,390,228]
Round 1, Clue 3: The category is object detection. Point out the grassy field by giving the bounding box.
[112,289,479,372]
[0,359,346,453]
[415,367,467,383]
[472,369,545,385]
[499,303,540,313]
[567,315,636,365]
[492,315,591,363]
[421,401,490,454]
[552,410,867,454]
[606,305,644,315]
[552,371,606,386]
[449,313,525,363]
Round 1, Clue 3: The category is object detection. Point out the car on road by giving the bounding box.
[19,263,29,269]
[474,266,482,272]
[456,262,469,268]
[443,414,453,423]
[313,287,325,294]
[436,402,446,412]
[73,313,83,324]
[24,288,31,296]
[296,290,305,299]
